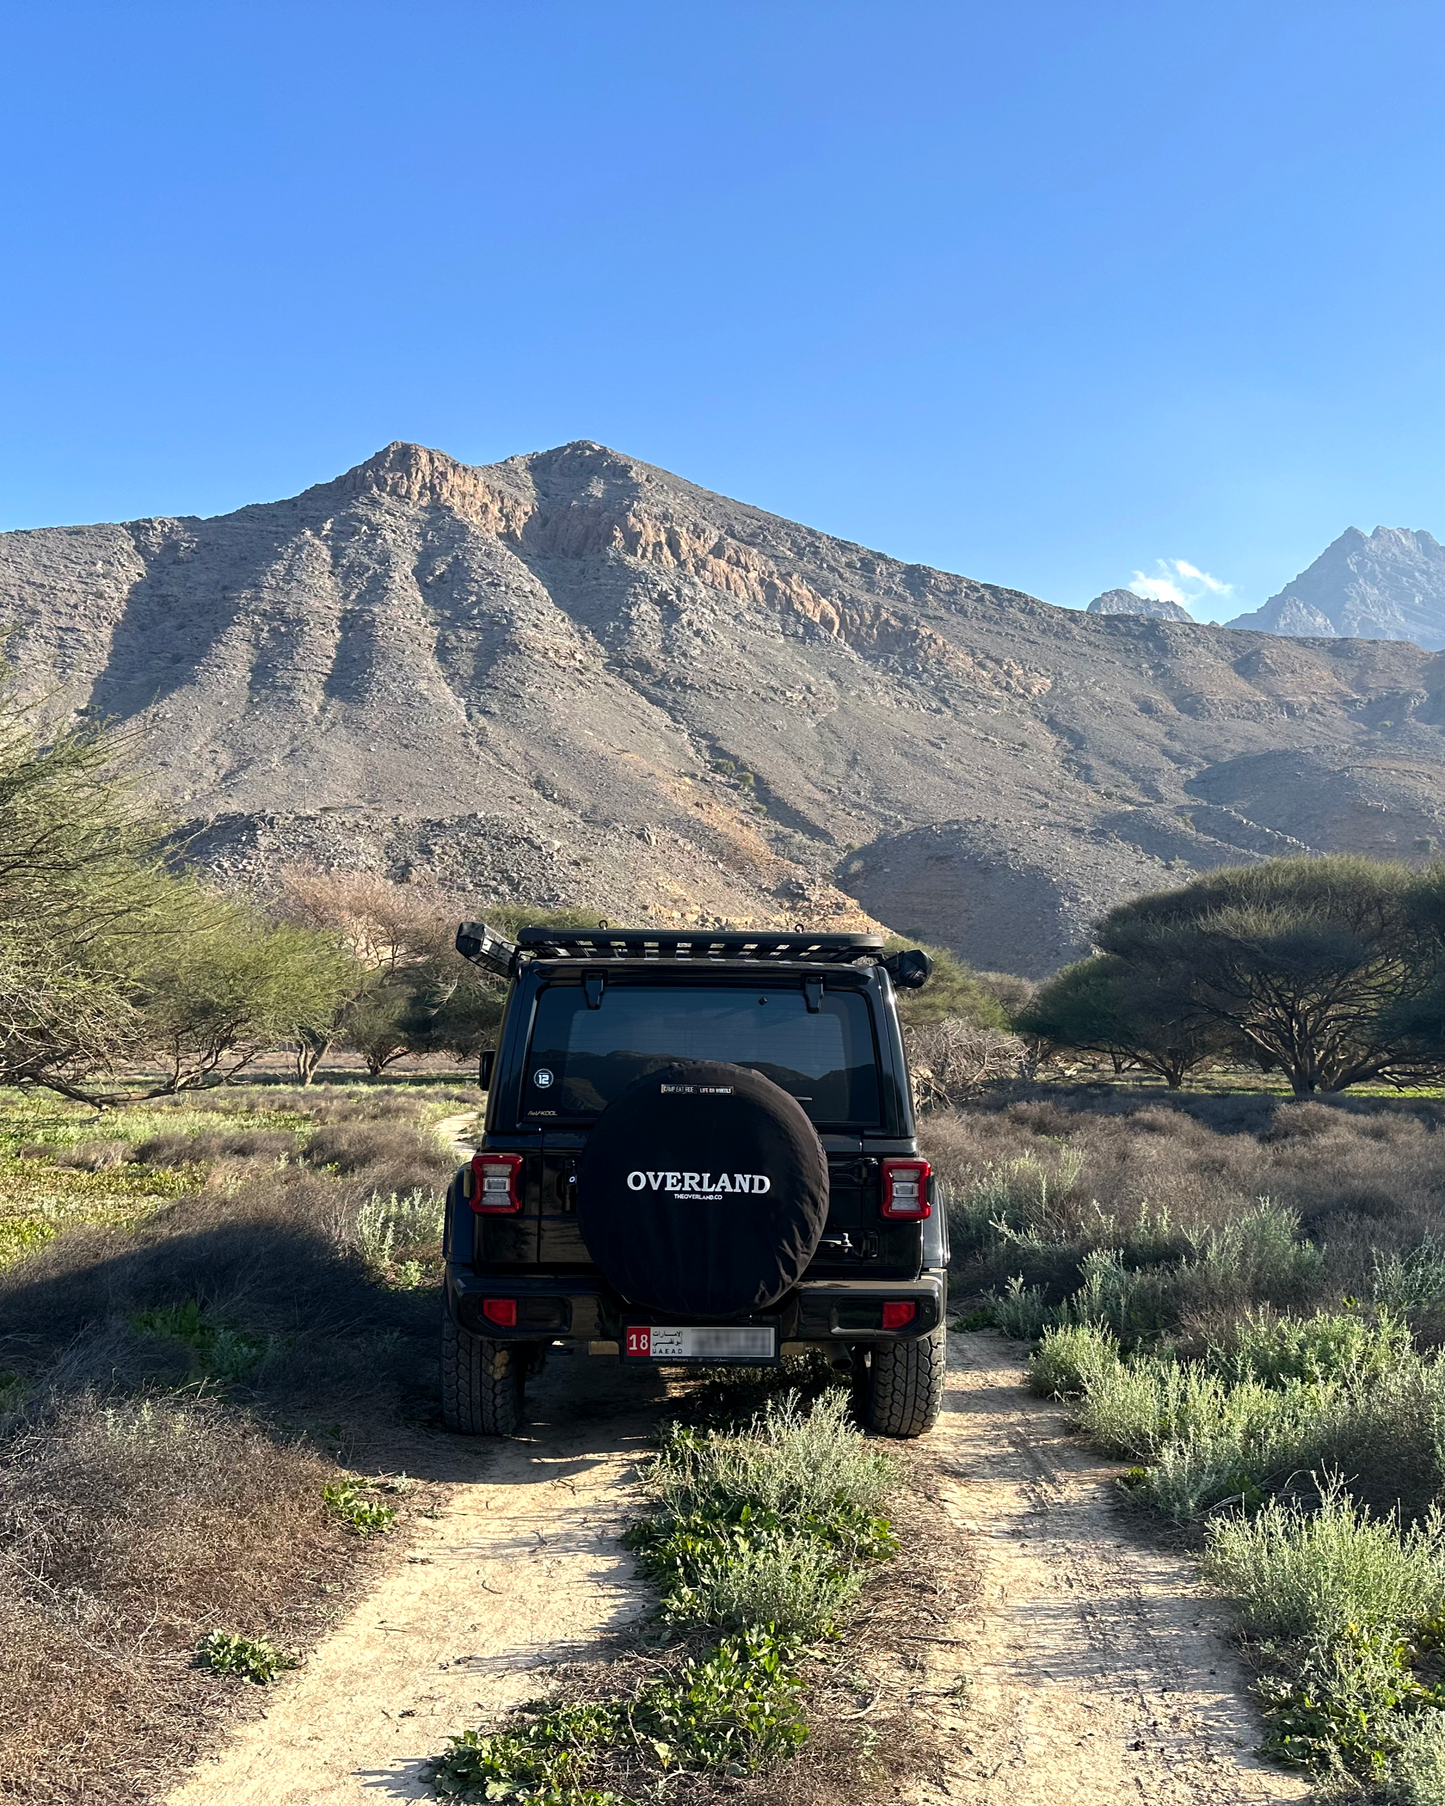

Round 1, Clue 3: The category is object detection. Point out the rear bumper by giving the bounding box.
[445,1267,946,1344]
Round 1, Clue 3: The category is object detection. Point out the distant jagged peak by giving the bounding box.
[1225,521,1445,650]
[1086,587,1193,622]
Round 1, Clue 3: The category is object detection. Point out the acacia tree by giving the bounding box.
[277,869,504,1077]
[1093,857,1438,1096]
[1016,954,1227,1088]
[134,901,359,1093]
[0,702,184,1089]
[0,695,361,1100]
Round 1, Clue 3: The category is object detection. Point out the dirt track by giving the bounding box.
[165,1334,1308,1806]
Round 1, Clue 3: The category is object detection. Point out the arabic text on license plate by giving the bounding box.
[625,1326,775,1360]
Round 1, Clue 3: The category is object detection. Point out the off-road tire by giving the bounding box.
[441,1310,527,1435]
[858,1323,946,1438]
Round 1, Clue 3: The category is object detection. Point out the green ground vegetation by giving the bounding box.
[0,1074,465,1802]
[928,1082,1445,1797]
[430,1387,902,1805]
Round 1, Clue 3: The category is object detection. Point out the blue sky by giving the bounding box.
[2,2,1444,621]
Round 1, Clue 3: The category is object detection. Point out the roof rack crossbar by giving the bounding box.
[509,927,884,965]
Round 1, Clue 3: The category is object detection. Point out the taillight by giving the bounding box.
[882,1300,917,1329]
[469,1152,525,1213]
[880,1157,931,1220]
[481,1298,518,1327]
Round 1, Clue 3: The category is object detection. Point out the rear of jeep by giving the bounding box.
[441,926,948,1438]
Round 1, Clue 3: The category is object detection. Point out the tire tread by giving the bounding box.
[860,1324,946,1438]
[441,1310,526,1435]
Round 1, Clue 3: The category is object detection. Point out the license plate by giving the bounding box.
[625,1325,776,1361]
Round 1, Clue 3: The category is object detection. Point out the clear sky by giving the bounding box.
[2,2,1443,621]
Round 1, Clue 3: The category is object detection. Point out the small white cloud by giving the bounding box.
[1172,558,1232,595]
[1129,558,1236,614]
[1131,571,1187,604]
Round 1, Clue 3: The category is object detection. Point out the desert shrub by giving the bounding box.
[1376,1237,1445,1317]
[639,1391,896,1527]
[1224,1308,1413,1388]
[1386,1712,1445,1804]
[991,1274,1052,1341]
[946,1148,1086,1259]
[906,1020,1024,1110]
[1202,1482,1445,1643]
[1027,1323,1122,1399]
[656,1529,867,1640]
[627,1391,897,1639]
[353,1188,444,1282]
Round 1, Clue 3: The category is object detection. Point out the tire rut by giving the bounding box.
[911,1331,1309,1804]
[162,1332,1308,1806]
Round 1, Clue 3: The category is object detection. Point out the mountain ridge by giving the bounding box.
[5,441,1445,976]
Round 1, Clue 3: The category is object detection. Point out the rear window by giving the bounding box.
[522,983,881,1129]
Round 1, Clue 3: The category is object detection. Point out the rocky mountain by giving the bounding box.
[5,441,1445,977]
[1226,526,1445,650]
[1086,588,1193,622]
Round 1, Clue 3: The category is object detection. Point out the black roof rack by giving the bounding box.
[513,927,884,965]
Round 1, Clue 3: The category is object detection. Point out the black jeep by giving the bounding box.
[441,924,948,1439]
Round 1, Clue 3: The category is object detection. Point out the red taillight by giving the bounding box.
[882,1300,917,1329]
[880,1157,931,1220]
[481,1298,518,1327]
[469,1152,524,1213]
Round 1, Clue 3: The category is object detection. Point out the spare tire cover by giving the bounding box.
[576,1059,829,1317]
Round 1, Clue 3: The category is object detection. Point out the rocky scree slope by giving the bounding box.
[5,441,1445,977]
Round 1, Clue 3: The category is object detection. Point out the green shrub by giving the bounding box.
[1202,1483,1445,1644]
[630,1626,808,1769]
[1255,1626,1445,1772]
[992,1275,1052,1341]
[131,1299,269,1380]
[197,1629,298,1684]
[1027,1323,1121,1399]
[322,1480,397,1536]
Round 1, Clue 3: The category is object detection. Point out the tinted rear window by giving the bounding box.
[523,984,881,1128]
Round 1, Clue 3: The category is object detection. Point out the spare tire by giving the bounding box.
[576,1059,829,1318]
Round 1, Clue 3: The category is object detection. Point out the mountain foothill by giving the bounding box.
[4,440,1444,978]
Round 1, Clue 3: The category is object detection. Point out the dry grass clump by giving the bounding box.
[0,1393,359,1804]
[0,1100,455,1803]
[927,1088,1445,1343]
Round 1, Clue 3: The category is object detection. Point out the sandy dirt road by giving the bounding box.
[165,1332,1308,1806]
[908,1334,1309,1804]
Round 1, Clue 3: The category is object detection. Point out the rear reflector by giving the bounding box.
[880,1156,932,1220]
[882,1300,917,1329]
[469,1152,524,1213]
[481,1298,518,1327]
